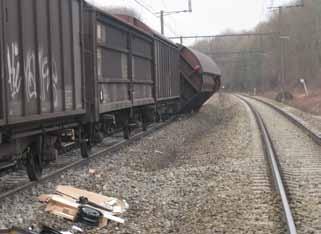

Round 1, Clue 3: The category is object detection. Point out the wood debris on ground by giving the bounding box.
[39,186,128,228]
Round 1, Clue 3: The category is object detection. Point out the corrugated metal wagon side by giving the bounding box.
[0,9,4,128]
[154,37,180,102]
[109,15,180,119]
[131,32,154,107]
[84,6,156,119]
[154,36,180,117]
[83,5,157,140]
[95,14,132,114]
[2,0,85,125]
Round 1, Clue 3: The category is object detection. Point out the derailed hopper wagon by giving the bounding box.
[179,46,221,113]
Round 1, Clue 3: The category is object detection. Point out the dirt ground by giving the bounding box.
[261,88,321,116]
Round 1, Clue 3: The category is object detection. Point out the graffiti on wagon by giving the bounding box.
[24,50,37,101]
[38,49,58,108]
[7,42,59,108]
[7,42,21,99]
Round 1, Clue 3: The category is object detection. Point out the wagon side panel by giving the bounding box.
[35,0,50,113]
[83,7,100,122]
[72,0,83,110]
[131,34,154,107]
[5,0,24,118]
[4,0,85,125]
[155,39,180,101]
[0,1,4,126]
[96,17,132,113]
[61,0,75,111]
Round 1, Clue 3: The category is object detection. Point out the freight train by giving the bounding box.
[0,0,221,181]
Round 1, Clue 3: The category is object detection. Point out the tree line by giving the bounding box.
[193,0,321,93]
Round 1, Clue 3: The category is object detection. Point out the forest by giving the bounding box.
[193,0,321,95]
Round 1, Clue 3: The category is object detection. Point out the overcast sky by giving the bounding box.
[86,0,294,45]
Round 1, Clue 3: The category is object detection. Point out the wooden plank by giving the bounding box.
[45,196,79,221]
[46,201,76,221]
[48,195,125,224]
[56,186,128,214]
[39,194,53,203]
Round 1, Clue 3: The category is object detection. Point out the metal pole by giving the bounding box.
[180,36,183,44]
[260,35,265,92]
[160,10,164,35]
[279,7,286,99]
[284,38,287,88]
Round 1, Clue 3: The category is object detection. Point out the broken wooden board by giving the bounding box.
[38,194,53,203]
[56,185,129,214]
[39,194,124,225]
[45,197,78,221]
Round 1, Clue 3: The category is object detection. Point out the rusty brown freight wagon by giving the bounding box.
[179,46,221,113]
[83,5,158,140]
[0,0,86,180]
[114,15,181,118]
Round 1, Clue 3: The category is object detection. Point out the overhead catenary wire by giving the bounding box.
[159,0,180,35]
[130,0,179,36]
[132,0,155,15]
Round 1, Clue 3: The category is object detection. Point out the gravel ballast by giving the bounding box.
[246,96,321,233]
[0,94,282,233]
[256,96,321,133]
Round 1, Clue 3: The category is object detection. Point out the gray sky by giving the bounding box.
[87,0,292,44]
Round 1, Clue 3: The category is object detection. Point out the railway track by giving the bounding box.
[0,119,174,201]
[237,94,321,233]
[245,95,321,145]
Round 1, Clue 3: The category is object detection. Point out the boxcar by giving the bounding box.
[0,0,85,180]
[83,5,158,140]
[111,15,181,118]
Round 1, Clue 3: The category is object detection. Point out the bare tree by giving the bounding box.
[193,0,321,93]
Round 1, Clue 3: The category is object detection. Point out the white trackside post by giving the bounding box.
[300,78,309,97]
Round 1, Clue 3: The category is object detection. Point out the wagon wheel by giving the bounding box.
[78,126,89,158]
[26,142,43,181]
[123,125,130,139]
[155,112,161,123]
[80,140,89,158]
[141,112,147,131]
[142,122,147,131]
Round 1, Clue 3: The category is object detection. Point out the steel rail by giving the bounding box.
[0,118,175,200]
[236,95,297,234]
[245,95,321,145]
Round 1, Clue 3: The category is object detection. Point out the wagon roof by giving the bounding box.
[189,48,222,76]
[85,1,176,44]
